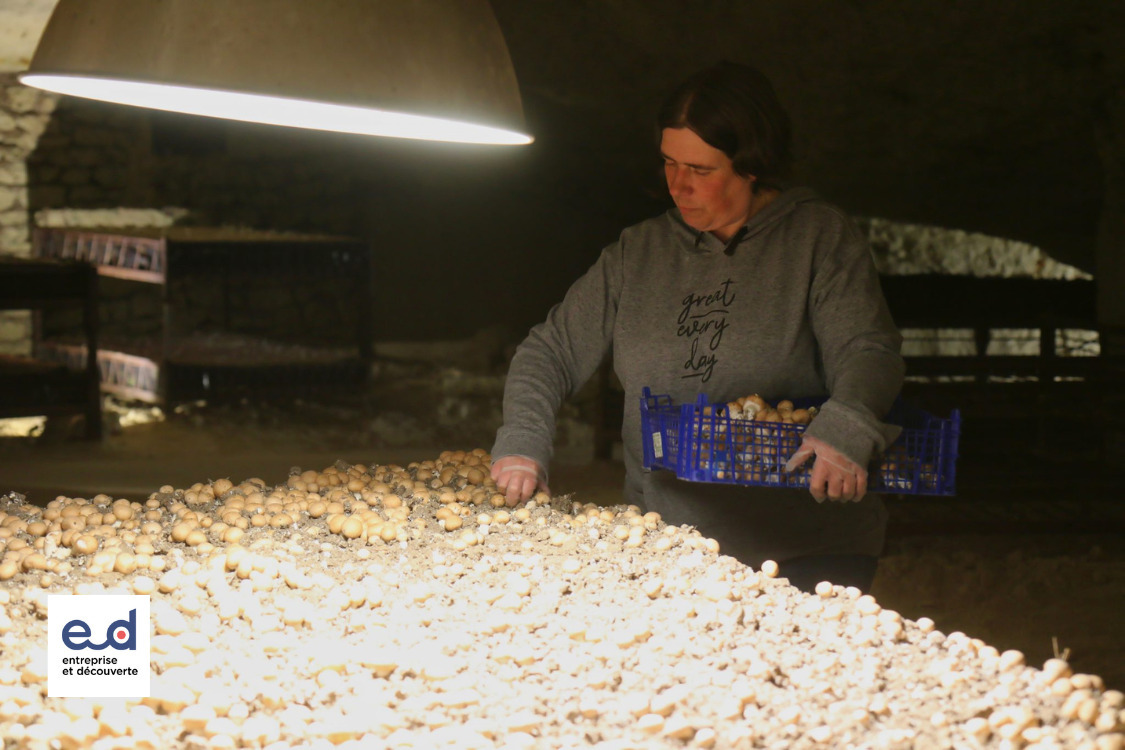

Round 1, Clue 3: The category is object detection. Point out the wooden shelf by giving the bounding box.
[33,227,373,403]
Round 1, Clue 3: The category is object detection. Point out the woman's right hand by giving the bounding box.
[491,455,550,507]
[783,434,867,503]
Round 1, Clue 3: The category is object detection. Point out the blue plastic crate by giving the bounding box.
[640,388,960,496]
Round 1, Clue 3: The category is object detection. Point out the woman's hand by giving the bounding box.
[490,455,550,507]
[783,435,867,503]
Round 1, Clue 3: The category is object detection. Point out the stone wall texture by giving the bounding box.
[0,73,54,354]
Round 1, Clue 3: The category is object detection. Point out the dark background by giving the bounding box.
[22,0,1125,342]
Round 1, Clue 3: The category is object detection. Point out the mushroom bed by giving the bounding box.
[0,451,1122,750]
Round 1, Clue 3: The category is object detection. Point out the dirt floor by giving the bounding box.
[1,362,1122,694]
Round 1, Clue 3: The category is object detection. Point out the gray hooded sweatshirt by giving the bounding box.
[493,187,905,563]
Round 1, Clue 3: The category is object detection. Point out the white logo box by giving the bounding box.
[47,594,151,698]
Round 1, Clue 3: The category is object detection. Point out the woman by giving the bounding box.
[490,61,904,593]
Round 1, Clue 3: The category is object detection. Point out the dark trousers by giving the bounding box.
[777,554,879,594]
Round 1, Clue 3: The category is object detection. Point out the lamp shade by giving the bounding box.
[20,0,532,145]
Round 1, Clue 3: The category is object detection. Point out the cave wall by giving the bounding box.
[0,73,54,354]
[23,99,359,235]
[1,1,1123,343]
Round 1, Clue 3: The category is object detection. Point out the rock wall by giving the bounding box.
[26,99,358,234]
[0,72,54,354]
[862,219,1093,281]
[0,89,361,356]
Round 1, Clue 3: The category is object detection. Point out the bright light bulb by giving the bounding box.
[21,74,534,146]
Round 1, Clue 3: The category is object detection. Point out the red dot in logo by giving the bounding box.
[115,629,127,641]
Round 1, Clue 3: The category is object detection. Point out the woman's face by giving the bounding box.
[661,127,756,243]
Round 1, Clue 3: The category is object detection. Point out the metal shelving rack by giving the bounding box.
[33,227,373,404]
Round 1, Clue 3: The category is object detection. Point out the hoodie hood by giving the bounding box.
[668,186,822,255]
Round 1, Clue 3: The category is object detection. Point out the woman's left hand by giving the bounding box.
[784,435,868,503]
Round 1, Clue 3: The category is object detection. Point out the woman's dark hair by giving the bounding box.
[657,61,793,191]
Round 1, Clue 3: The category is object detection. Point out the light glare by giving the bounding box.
[21,74,533,146]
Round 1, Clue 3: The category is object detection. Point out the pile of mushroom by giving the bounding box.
[0,449,1121,749]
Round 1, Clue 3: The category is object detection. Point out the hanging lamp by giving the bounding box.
[20,0,532,146]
